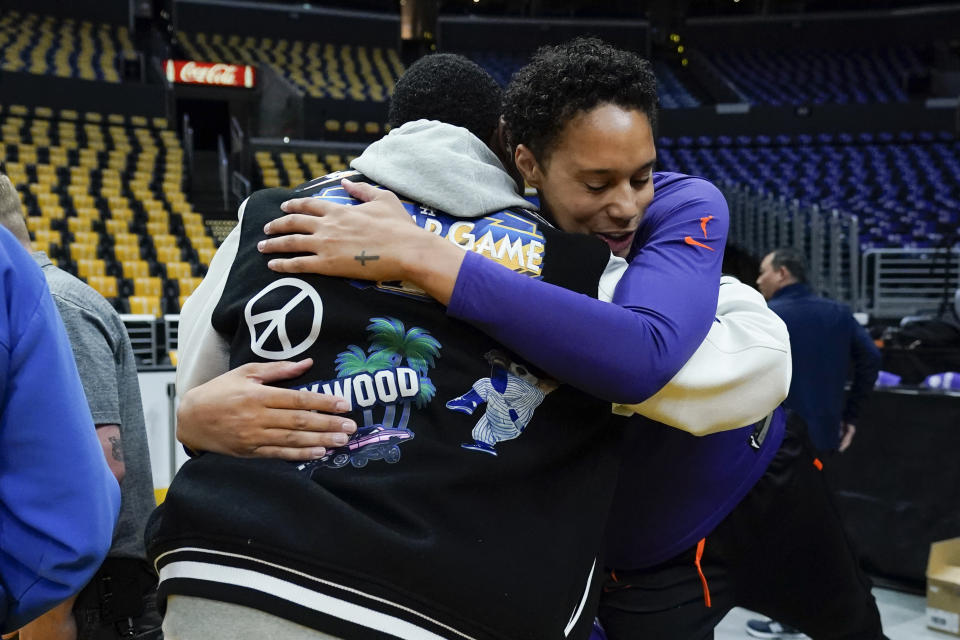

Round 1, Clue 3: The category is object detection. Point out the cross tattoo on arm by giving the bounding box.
[355,250,380,266]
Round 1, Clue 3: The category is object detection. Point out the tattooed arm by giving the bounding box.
[95,424,125,483]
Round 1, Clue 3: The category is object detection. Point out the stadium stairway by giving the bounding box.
[189,149,231,218]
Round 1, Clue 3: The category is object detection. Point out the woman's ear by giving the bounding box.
[514,144,542,189]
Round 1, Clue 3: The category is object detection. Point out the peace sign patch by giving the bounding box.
[244,277,324,359]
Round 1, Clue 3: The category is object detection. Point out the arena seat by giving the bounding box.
[165,261,193,279]
[133,276,163,297]
[69,243,98,261]
[87,275,119,298]
[2,103,219,314]
[177,30,404,104]
[462,51,700,109]
[122,260,151,279]
[0,11,132,83]
[156,246,183,264]
[706,45,928,106]
[253,148,356,189]
[77,258,106,278]
[128,295,162,317]
[657,130,960,250]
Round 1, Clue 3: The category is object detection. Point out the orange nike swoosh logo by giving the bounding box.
[684,236,715,251]
[700,215,714,238]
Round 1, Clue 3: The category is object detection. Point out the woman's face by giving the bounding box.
[515,104,656,258]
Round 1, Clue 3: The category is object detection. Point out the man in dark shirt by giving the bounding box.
[757,247,881,454]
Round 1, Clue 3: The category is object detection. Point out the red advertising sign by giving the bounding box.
[164,59,256,88]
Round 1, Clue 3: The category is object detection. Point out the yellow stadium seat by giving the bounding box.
[344,121,359,133]
[39,205,65,220]
[178,276,204,297]
[69,243,98,261]
[181,212,203,226]
[27,217,50,232]
[105,219,129,235]
[114,245,141,262]
[197,246,216,265]
[77,259,106,278]
[75,206,99,220]
[87,275,118,298]
[156,246,182,264]
[33,228,61,244]
[73,230,99,245]
[165,261,192,279]
[113,232,140,247]
[67,217,93,233]
[325,119,341,132]
[111,208,133,222]
[152,235,177,248]
[146,221,169,237]
[133,276,162,297]
[190,235,214,249]
[129,295,162,317]
[122,260,150,278]
[183,223,206,239]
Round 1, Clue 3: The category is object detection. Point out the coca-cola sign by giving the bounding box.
[164,59,256,88]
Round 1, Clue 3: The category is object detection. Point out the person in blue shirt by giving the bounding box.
[0,226,120,634]
[757,246,881,454]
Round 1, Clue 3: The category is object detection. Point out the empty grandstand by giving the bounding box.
[0,10,135,83]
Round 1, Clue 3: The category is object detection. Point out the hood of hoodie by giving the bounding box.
[350,120,535,218]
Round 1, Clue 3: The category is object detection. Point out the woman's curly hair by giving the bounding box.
[502,37,659,163]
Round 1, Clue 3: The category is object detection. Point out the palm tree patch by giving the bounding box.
[296,317,441,472]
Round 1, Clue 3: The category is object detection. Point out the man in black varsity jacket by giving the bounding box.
[154,53,790,640]
[149,59,620,640]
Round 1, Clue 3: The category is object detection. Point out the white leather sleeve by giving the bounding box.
[612,276,792,435]
[175,199,246,395]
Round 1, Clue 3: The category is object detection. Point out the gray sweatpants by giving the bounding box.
[162,596,343,640]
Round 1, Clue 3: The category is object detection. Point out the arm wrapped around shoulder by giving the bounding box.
[615,276,792,435]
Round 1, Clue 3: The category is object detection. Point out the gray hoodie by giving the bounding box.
[351,119,533,218]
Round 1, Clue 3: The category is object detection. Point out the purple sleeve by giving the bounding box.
[447,175,728,403]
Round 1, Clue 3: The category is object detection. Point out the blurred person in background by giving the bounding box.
[0,224,119,636]
[0,174,161,640]
[757,247,881,456]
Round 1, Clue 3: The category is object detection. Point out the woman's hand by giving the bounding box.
[260,179,423,282]
[259,179,466,304]
[177,359,357,461]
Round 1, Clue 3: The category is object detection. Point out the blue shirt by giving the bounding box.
[768,282,881,452]
[0,228,120,633]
